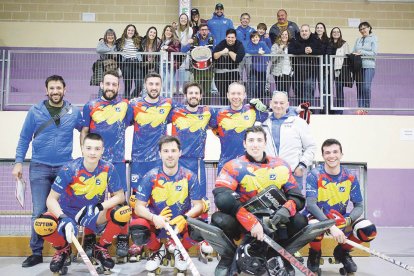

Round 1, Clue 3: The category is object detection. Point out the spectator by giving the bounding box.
[141,26,162,88]
[12,75,82,268]
[353,21,377,113]
[314,22,329,112]
[116,24,142,99]
[236,13,255,49]
[261,91,316,191]
[160,25,181,95]
[93,28,118,97]
[213,29,245,105]
[190,8,207,34]
[327,27,351,114]
[257,22,272,49]
[176,13,193,94]
[289,24,322,106]
[182,23,215,105]
[245,31,270,102]
[270,29,293,96]
[208,3,234,48]
[269,9,299,44]
[96,28,117,60]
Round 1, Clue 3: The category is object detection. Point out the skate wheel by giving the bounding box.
[328,257,337,264]
[162,258,169,266]
[129,255,137,263]
[317,268,322,276]
[339,267,346,275]
[319,258,324,265]
[198,255,207,264]
[61,266,68,275]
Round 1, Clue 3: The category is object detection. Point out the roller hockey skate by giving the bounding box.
[115,234,129,264]
[50,243,72,275]
[165,238,177,267]
[329,245,357,275]
[307,248,323,275]
[173,249,188,276]
[128,243,144,262]
[198,240,214,263]
[83,233,96,263]
[93,244,115,275]
[146,244,167,276]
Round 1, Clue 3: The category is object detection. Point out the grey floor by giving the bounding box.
[1,227,413,276]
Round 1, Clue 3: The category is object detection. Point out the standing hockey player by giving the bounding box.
[81,70,133,263]
[211,126,307,276]
[129,136,204,275]
[33,133,131,274]
[305,138,377,275]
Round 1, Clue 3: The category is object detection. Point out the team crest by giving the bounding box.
[244,115,249,120]
[175,186,182,191]
[96,179,101,185]
[159,109,165,114]
[339,187,345,192]
[115,107,121,112]
[198,115,204,120]
[131,174,138,182]
[269,174,276,180]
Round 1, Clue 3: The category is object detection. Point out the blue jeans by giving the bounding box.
[29,162,62,255]
[356,68,375,108]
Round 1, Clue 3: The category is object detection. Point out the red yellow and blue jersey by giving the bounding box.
[136,165,201,220]
[168,106,216,159]
[306,164,363,216]
[130,97,176,162]
[210,105,268,170]
[52,158,122,218]
[82,97,133,163]
[216,155,297,203]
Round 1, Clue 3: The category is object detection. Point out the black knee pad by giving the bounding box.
[188,218,205,242]
[213,187,242,216]
[110,204,132,226]
[130,225,151,245]
[352,218,377,242]
[211,212,241,241]
[287,213,308,238]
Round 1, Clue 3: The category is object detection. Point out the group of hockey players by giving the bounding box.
[14,70,377,276]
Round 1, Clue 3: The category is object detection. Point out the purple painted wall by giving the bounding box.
[367,169,414,227]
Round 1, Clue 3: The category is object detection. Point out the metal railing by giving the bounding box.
[1,49,413,113]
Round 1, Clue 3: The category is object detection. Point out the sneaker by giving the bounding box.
[22,254,43,267]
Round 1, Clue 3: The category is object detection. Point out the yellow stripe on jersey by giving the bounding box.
[318,179,352,206]
[152,178,189,206]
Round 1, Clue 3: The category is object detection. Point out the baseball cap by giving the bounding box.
[215,3,224,9]
[191,8,199,15]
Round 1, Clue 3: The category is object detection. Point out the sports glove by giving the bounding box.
[249,98,268,112]
[129,190,137,209]
[75,203,103,227]
[169,215,187,234]
[327,209,351,229]
[57,215,78,243]
[270,207,290,228]
[159,206,173,220]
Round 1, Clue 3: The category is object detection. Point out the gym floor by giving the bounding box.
[1,227,413,276]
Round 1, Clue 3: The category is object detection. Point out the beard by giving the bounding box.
[48,94,64,105]
[187,98,200,108]
[147,89,160,100]
[102,89,118,101]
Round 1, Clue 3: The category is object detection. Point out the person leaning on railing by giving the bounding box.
[352,21,377,114]
[116,24,143,100]
[140,26,162,97]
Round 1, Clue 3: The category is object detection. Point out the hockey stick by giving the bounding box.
[71,232,99,276]
[345,239,414,273]
[263,234,316,276]
[164,223,201,276]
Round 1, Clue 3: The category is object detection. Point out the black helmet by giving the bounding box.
[236,243,267,275]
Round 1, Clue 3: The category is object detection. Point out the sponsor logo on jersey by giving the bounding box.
[115,107,121,112]
[131,174,138,182]
[198,115,204,120]
[138,185,142,192]
[55,176,61,184]
[96,179,101,185]
[176,186,182,191]
[339,186,345,192]
[269,174,276,180]
[159,109,165,114]
[244,115,249,120]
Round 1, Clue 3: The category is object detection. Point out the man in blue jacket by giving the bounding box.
[12,75,83,267]
[207,3,234,49]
